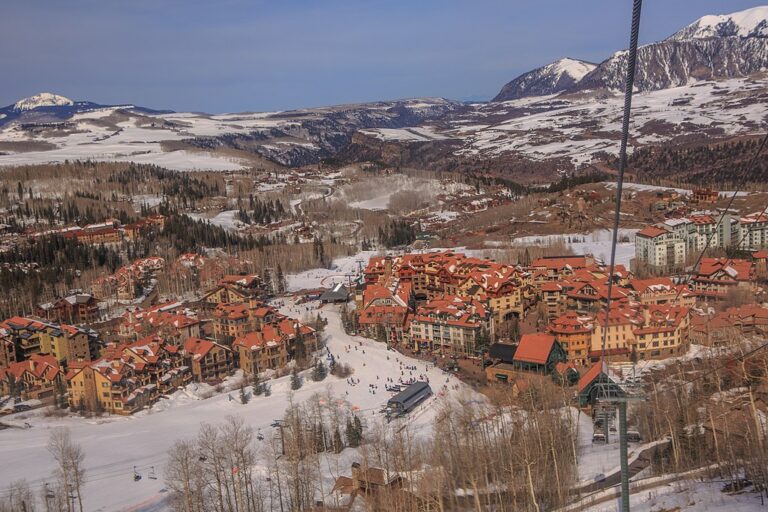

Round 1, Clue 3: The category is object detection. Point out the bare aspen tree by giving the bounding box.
[0,480,36,512]
[48,428,85,512]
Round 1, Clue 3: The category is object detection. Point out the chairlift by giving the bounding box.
[257,433,265,441]
[133,466,142,482]
[149,466,158,480]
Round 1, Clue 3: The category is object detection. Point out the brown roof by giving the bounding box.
[513,333,557,365]
[636,226,668,238]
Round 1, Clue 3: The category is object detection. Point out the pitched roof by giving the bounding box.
[636,226,668,238]
[577,361,607,394]
[513,333,557,365]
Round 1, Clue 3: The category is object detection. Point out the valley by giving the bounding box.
[0,4,767,512]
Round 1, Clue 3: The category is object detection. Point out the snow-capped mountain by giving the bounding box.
[492,58,596,102]
[668,5,768,40]
[575,6,768,93]
[493,5,768,100]
[13,92,74,111]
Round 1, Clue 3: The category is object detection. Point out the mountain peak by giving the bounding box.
[492,58,596,102]
[13,92,74,112]
[668,5,768,41]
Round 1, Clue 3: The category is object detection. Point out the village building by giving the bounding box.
[625,277,694,307]
[690,257,755,300]
[634,225,685,272]
[212,301,280,343]
[357,280,413,344]
[0,334,17,370]
[408,295,492,356]
[739,211,768,250]
[0,317,97,364]
[118,302,201,342]
[549,311,594,366]
[319,283,350,304]
[233,320,316,375]
[36,293,100,325]
[92,257,165,301]
[202,274,264,306]
[183,337,234,382]
[0,354,61,402]
[66,359,155,415]
[588,304,690,362]
[691,188,719,204]
[511,333,567,374]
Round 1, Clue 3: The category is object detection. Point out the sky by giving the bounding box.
[0,0,763,113]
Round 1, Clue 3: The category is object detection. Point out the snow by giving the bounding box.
[605,182,751,198]
[512,229,638,267]
[581,477,767,512]
[453,75,768,166]
[13,92,74,111]
[0,110,249,172]
[548,58,597,82]
[0,296,473,512]
[186,210,244,231]
[287,251,379,290]
[670,6,768,40]
[359,126,452,142]
[348,194,394,211]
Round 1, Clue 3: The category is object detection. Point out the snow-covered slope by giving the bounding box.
[493,58,597,101]
[13,92,74,111]
[369,74,768,167]
[668,5,768,40]
[0,97,463,170]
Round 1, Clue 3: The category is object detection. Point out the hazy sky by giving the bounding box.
[0,0,762,112]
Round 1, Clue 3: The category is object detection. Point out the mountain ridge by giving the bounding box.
[493,5,768,102]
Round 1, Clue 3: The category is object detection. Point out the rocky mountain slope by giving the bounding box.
[494,5,768,100]
[492,58,596,101]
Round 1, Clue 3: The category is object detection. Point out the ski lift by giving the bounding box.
[133,466,142,482]
[257,432,264,441]
[148,466,158,480]
[199,455,207,462]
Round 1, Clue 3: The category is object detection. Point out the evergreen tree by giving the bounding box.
[311,360,327,382]
[252,371,264,396]
[353,415,363,444]
[333,427,344,453]
[314,423,326,453]
[345,417,356,447]
[294,328,307,363]
[276,264,287,294]
[290,368,302,390]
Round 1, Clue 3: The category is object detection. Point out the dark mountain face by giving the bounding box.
[493,6,768,101]
[573,35,768,94]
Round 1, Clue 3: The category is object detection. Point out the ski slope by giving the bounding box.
[0,298,469,512]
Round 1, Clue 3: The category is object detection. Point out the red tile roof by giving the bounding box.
[636,226,668,238]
